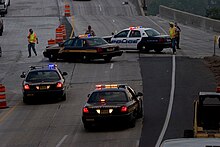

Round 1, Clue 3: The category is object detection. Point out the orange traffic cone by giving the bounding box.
[64,4,71,17]
[0,84,8,109]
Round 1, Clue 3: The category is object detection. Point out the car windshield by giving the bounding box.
[145,29,160,37]
[26,70,61,82]
[88,91,128,103]
[86,38,108,46]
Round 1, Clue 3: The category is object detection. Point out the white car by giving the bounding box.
[0,0,10,16]
[103,26,171,52]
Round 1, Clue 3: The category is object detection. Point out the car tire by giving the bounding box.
[104,57,112,62]
[137,100,143,118]
[84,123,92,131]
[154,48,163,53]
[23,97,29,104]
[183,130,194,138]
[128,112,136,128]
[49,54,57,62]
[61,93,66,101]
[5,9,8,14]
[83,55,90,62]
[0,28,2,36]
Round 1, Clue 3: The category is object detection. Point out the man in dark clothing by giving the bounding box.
[85,25,96,36]
[175,22,181,49]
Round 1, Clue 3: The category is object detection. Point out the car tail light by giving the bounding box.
[83,107,89,113]
[159,38,165,42]
[121,106,128,112]
[24,84,30,90]
[56,82,63,88]
[96,48,103,53]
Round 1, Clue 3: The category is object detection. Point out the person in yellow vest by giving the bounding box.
[169,22,176,54]
[27,28,38,58]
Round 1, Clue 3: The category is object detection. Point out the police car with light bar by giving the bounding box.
[20,64,68,104]
[43,35,122,62]
[103,26,171,53]
[82,84,143,130]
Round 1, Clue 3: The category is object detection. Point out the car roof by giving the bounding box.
[160,138,220,147]
[28,65,59,72]
[122,27,153,31]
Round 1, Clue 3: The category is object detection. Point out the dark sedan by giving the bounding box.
[20,64,68,104]
[43,36,123,62]
[82,84,143,130]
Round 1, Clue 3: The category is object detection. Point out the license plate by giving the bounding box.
[39,86,47,90]
[100,109,109,114]
[107,48,114,51]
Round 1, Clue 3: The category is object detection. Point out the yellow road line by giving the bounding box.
[0,102,20,123]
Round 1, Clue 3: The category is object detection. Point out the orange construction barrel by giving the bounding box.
[0,84,8,109]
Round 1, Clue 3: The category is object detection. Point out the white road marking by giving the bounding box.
[155,55,176,147]
[110,63,114,69]
[56,135,68,147]
[99,5,102,11]
[146,17,168,34]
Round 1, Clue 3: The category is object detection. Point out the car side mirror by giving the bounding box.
[136,92,143,97]
[59,43,64,47]
[20,72,26,78]
[62,72,68,76]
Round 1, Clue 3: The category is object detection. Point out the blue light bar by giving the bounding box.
[48,64,56,69]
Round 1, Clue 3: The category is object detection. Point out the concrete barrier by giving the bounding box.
[159,5,220,33]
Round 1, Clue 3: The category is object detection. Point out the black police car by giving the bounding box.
[82,84,143,130]
[43,35,123,62]
[20,64,67,104]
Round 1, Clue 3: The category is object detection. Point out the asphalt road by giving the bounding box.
[139,56,216,147]
[0,0,219,147]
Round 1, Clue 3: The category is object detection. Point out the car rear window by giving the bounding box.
[86,38,107,46]
[145,29,160,37]
[88,91,128,103]
[26,70,61,82]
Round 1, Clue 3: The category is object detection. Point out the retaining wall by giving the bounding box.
[159,5,220,33]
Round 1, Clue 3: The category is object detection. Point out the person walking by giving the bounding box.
[169,22,176,54]
[27,28,38,58]
[85,25,96,36]
[175,22,181,49]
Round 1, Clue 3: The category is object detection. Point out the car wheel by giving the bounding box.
[104,57,112,62]
[23,97,29,104]
[128,112,136,128]
[61,94,66,101]
[184,130,194,138]
[154,48,163,53]
[0,30,2,36]
[49,54,57,62]
[83,55,90,62]
[137,100,143,118]
[84,123,92,131]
